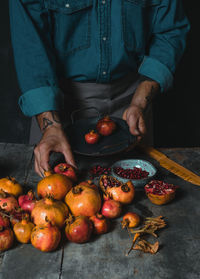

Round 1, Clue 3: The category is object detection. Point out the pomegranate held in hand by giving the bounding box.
[54,163,77,182]
[31,223,61,252]
[101,199,122,219]
[100,175,135,204]
[90,213,110,235]
[145,180,177,205]
[65,215,93,243]
[85,130,100,144]
[13,219,34,243]
[18,190,36,213]
[96,116,116,136]
[0,226,14,251]
[37,173,72,200]
[121,212,140,229]
[0,177,23,197]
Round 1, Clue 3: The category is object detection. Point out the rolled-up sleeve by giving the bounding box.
[9,0,63,116]
[138,0,190,92]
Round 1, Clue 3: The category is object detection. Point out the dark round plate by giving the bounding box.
[65,116,136,156]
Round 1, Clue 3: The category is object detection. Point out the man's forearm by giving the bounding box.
[36,111,62,133]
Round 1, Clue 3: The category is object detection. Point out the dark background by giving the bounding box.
[0,1,197,147]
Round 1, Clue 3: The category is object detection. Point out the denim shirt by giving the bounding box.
[9,0,190,117]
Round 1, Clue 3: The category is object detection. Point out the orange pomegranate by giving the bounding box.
[121,212,140,228]
[65,183,101,217]
[31,197,68,228]
[0,226,14,251]
[100,175,135,204]
[0,192,19,212]
[37,173,73,200]
[78,180,99,192]
[0,177,23,197]
[13,219,34,243]
[31,223,61,252]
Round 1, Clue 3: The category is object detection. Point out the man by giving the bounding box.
[9,0,190,177]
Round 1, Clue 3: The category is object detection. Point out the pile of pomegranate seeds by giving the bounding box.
[145,180,177,195]
[113,166,149,180]
[89,165,111,178]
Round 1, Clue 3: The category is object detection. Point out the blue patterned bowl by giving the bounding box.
[111,159,157,188]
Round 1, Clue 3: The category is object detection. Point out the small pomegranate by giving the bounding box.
[0,226,14,251]
[37,173,73,200]
[0,177,23,197]
[144,180,177,205]
[13,218,34,243]
[0,212,10,227]
[96,116,116,136]
[18,190,37,213]
[65,215,93,243]
[90,213,110,235]
[65,183,101,217]
[85,130,100,144]
[31,197,69,228]
[0,192,19,212]
[54,163,77,182]
[31,223,61,252]
[100,175,135,204]
[121,212,140,228]
[101,199,122,219]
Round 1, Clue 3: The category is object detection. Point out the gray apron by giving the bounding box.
[29,73,153,145]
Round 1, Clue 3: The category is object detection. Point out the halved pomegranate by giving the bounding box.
[99,175,135,204]
[144,180,178,205]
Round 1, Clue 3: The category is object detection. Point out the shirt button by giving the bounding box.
[65,3,70,8]
[102,71,107,75]
[102,37,107,41]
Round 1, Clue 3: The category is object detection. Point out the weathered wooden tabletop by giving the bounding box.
[0,143,200,279]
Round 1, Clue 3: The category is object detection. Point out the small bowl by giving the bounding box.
[111,159,157,188]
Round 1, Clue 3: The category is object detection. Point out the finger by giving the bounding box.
[34,157,44,177]
[127,114,140,136]
[122,108,128,121]
[138,116,146,135]
[62,145,77,169]
[39,147,50,172]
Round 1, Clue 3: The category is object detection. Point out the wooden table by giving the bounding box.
[0,143,200,279]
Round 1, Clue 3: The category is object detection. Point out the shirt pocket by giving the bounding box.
[47,0,93,55]
[122,0,161,53]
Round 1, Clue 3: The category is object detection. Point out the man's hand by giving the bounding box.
[123,79,160,141]
[34,111,76,177]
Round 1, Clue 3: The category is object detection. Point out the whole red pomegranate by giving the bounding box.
[37,173,72,200]
[0,212,10,227]
[65,183,101,217]
[18,190,37,213]
[65,215,93,243]
[0,226,14,251]
[0,176,23,197]
[85,130,100,144]
[145,180,177,205]
[100,175,135,204]
[121,212,140,228]
[0,192,19,212]
[96,116,116,136]
[54,163,77,182]
[101,199,122,219]
[31,197,68,228]
[13,219,34,243]
[31,223,61,252]
[90,213,110,235]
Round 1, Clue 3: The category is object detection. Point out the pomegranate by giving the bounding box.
[10,209,29,227]
[78,180,99,192]
[18,190,37,213]
[0,176,23,197]
[65,183,101,217]
[0,192,19,212]
[31,223,61,252]
[31,197,68,228]
[13,219,34,243]
[96,116,116,136]
[121,212,140,229]
[85,130,100,144]
[0,226,14,251]
[0,212,10,227]
[101,199,122,219]
[100,175,135,204]
[54,163,77,182]
[144,180,177,205]
[65,215,93,243]
[37,173,73,200]
[90,213,110,235]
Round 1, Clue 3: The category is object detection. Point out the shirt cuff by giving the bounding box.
[138,56,173,92]
[19,86,64,117]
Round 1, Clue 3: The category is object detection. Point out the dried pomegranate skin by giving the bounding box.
[145,180,177,205]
